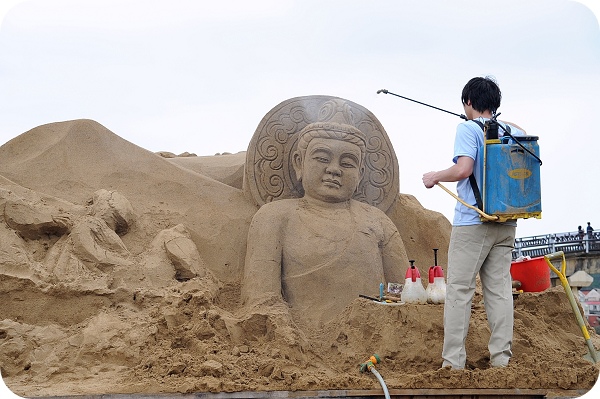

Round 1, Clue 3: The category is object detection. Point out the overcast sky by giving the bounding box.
[0,2,599,398]
[0,0,599,242]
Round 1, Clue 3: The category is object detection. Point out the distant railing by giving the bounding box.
[513,230,600,260]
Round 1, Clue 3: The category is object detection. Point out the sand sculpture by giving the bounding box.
[242,98,408,327]
[0,97,598,397]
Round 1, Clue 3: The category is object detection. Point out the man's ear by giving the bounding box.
[292,151,303,181]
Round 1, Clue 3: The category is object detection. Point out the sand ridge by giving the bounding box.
[0,119,597,397]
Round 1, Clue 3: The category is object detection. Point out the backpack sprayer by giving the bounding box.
[377,89,542,222]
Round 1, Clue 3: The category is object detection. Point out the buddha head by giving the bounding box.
[292,122,367,203]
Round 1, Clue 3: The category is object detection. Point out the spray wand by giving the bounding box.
[377,89,467,120]
[377,88,542,165]
[377,88,542,218]
[377,88,498,220]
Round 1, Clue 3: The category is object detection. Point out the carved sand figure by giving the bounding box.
[242,102,409,327]
[139,223,209,286]
[41,189,134,288]
[0,104,597,397]
[2,185,207,289]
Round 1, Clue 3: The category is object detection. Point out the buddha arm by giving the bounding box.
[241,205,285,307]
[381,219,408,285]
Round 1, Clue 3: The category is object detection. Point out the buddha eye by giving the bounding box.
[311,150,331,163]
[340,156,359,169]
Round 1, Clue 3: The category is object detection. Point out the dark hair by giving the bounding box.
[461,76,502,114]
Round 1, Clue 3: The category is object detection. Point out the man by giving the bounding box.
[242,121,407,327]
[422,76,526,369]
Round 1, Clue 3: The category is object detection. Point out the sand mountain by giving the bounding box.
[2,119,593,398]
[0,119,258,281]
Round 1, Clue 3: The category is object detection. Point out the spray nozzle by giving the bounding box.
[406,260,420,282]
[359,354,381,373]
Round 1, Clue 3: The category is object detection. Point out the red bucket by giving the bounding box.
[510,256,551,292]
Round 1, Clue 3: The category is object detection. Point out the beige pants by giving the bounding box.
[442,223,516,369]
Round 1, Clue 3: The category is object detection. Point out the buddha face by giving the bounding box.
[293,137,364,203]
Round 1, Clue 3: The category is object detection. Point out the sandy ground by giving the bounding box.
[0,119,598,397]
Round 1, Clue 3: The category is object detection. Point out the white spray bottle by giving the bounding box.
[401,260,428,304]
[426,248,446,304]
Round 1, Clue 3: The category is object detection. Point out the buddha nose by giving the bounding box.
[326,164,341,177]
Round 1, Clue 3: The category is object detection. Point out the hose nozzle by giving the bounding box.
[359,353,381,373]
[377,89,389,94]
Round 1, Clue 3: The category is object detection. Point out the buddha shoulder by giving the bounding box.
[253,199,300,219]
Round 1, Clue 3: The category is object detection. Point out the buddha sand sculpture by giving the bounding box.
[242,98,408,327]
[0,98,598,397]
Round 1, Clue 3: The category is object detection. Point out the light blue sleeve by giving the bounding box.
[451,121,483,226]
[452,122,481,164]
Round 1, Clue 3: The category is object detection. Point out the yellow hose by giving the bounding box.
[435,183,498,221]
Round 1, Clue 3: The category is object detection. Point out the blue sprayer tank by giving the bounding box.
[479,135,542,222]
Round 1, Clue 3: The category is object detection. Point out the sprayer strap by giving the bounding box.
[469,120,485,211]
[469,174,483,211]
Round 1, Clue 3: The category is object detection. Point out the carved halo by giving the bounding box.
[243,95,399,213]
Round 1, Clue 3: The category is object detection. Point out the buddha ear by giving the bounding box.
[353,165,366,195]
[292,151,303,181]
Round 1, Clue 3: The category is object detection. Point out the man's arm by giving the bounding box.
[422,156,474,189]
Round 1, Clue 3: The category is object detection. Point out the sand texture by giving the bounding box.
[0,119,598,397]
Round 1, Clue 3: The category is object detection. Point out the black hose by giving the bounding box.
[378,88,542,166]
[377,89,467,120]
[493,115,543,166]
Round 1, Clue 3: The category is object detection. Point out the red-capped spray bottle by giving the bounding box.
[401,260,428,304]
[426,248,446,304]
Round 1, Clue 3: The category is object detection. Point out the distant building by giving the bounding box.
[580,289,600,328]
[583,288,600,302]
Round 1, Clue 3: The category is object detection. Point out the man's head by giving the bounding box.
[293,122,366,203]
[461,76,502,115]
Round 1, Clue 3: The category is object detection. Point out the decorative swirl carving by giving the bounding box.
[244,96,399,212]
[289,105,308,124]
[366,134,383,153]
[257,159,284,200]
[317,100,336,122]
[256,136,280,162]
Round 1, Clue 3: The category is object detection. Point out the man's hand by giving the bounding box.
[422,171,438,189]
